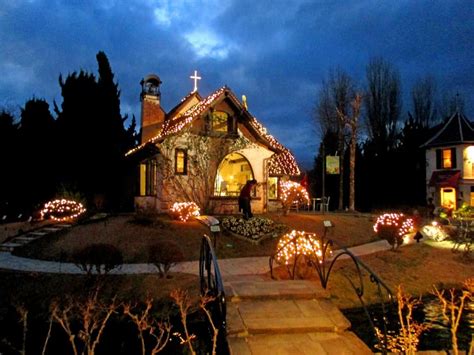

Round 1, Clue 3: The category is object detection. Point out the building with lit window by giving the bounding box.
[422,111,474,210]
[126,74,300,214]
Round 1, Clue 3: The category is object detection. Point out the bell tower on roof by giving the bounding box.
[140,74,166,144]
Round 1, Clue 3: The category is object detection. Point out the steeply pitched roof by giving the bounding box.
[422,111,474,148]
[126,86,300,176]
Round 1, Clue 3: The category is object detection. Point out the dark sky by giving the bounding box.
[1,0,473,170]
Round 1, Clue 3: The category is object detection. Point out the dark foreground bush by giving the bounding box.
[73,243,123,275]
[148,241,184,278]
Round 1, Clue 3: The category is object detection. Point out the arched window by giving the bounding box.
[214,153,254,196]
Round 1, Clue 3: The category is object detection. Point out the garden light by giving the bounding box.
[40,199,86,222]
[170,202,200,222]
[280,181,310,205]
[373,213,415,238]
[275,230,330,266]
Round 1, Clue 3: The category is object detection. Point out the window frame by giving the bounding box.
[175,148,188,175]
[139,159,158,196]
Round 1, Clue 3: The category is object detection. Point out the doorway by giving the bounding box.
[440,187,456,210]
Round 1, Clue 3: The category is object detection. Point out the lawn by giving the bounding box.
[270,241,474,309]
[12,212,378,263]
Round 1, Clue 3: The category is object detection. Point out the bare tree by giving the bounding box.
[315,68,354,210]
[365,57,402,152]
[411,75,437,128]
[439,91,465,120]
[338,94,362,211]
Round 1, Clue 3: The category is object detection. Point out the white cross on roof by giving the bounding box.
[190,70,201,93]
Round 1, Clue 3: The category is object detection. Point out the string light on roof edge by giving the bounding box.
[125,86,301,176]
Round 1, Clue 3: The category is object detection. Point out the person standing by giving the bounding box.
[239,179,257,220]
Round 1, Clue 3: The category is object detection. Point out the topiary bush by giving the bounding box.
[373,213,414,250]
[73,243,123,275]
[148,241,184,278]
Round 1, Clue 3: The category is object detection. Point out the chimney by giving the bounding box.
[140,74,166,143]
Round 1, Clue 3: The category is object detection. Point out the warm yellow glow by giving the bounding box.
[40,199,86,222]
[214,152,253,196]
[275,230,331,266]
[176,150,186,173]
[466,146,474,162]
[170,202,200,222]
[280,181,309,205]
[140,163,146,196]
[440,188,456,209]
[442,149,452,168]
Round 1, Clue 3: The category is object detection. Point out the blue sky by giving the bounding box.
[1,0,473,170]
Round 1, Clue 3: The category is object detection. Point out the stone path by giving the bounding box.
[225,275,372,354]
[0,239,395,275]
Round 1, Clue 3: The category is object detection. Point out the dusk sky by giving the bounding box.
[1,0,473,170]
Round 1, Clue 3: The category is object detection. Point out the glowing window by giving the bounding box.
[214,153,253,196]
[268,177,279,199]
[442,149,452,169]
[140,159,157,196]
[175,149,187,175]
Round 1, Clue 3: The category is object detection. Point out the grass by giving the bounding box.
[269,242,474,309]
[12,212,378,263]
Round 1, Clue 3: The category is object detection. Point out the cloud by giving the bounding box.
[184,29,236,60]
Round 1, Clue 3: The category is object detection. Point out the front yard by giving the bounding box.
[11,212,378,262]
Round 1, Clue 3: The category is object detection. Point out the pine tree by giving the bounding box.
[18,98,56,208]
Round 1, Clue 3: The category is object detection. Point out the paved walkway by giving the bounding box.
[0,239,396,275]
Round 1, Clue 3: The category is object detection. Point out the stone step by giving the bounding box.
[225,280,329,301]
[29,231,47,236]
[11,236,36,244]
[0,242,23,252]
[42,227,61,232]
[55,224,72,228]
[227,298,350,336]
[228,331,372,355]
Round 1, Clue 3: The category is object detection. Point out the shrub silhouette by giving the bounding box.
[148,241,184,278]
[73,243,123,275]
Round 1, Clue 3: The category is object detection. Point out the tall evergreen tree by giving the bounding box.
[18,98,56,208]
[0,110,19,213]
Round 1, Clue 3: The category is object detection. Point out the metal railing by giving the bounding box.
[199,234,227,352]
[269,230,394,354]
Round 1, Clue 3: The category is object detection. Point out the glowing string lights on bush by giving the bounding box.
[40,199,86,222]
[280,181,310,206]
[373,213,415,237]
[170,202,200,222]
[275,230,330,266]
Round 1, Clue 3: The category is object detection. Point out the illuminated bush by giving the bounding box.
[274,230,331,279]
[40,199,86,222]
[169,202,200,222]
[279,181,310,213]
[373,213,415,249]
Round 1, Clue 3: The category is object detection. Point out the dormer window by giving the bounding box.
[212,111,229,132]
